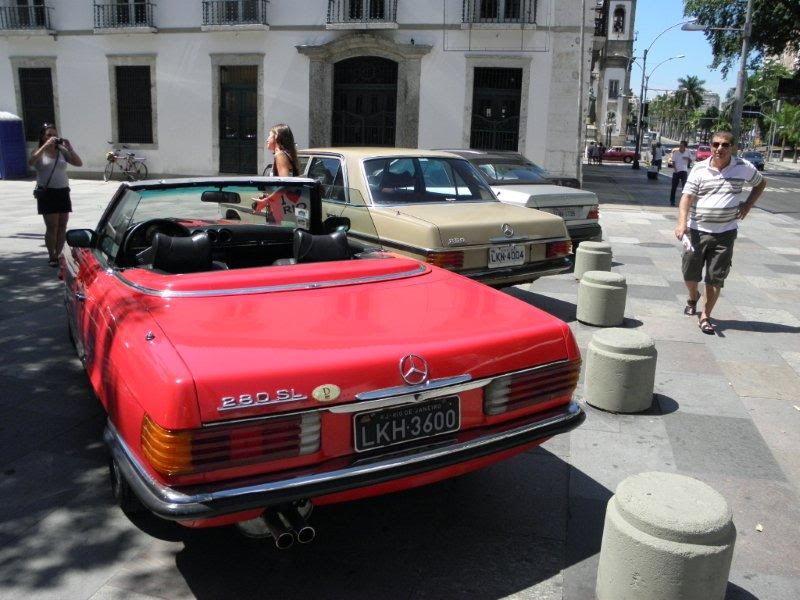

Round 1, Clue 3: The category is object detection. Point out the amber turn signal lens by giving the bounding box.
[141,416,194,476]
[425,251,464,269]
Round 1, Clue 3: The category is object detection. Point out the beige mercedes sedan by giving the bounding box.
[222,148,572,287]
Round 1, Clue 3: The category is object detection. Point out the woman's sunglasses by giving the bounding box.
[711,142,731,148]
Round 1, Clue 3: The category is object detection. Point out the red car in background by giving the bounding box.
[695,145,712,161]
[602,146,639,163]
[61,176,584,547]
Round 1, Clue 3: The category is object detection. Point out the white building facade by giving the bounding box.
[0,0,593,178]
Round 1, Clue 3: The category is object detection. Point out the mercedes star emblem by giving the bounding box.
[399,354,430,386]
[502,223,514,237]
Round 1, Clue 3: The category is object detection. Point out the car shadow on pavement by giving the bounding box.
[127,458,611,600]
[504,287,576,322]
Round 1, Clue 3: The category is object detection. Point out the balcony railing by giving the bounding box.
[0,4,53,30]
[327,0,397,26]
[202,0,268,27]
[94,2,155,29]
[462,0,537,25]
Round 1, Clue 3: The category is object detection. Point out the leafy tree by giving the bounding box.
[683,0,800,77]
[767,102,800,161]
[676,75,707,109]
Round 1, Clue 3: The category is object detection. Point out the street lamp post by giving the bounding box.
[731,0,754,141]
[682,1,753,141]
[634,55,685,167]
[631,19,696,169]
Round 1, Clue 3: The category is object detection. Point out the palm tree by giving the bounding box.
[676,75,707,111]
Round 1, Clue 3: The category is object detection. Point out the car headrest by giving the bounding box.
[293,229,351,263]
[380,171,415,191]
[151,232,212,274]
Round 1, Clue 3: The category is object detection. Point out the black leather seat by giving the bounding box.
[293,229,351,263]
[150,232,225,274]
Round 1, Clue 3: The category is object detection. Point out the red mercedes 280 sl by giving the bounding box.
[62,177,583,548]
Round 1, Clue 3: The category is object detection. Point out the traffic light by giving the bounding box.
[643,102,649,117]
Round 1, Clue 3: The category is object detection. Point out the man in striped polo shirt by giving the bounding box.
[673,131,766,335]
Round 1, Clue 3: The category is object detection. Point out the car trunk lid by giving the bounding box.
[139,265,572,424]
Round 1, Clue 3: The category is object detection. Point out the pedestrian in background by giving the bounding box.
[28,123,82,267]
[267,123,299,176]
[598,144,605,165]
[674,131,766,335]
[669,140,692,206]
[652,142,664,170]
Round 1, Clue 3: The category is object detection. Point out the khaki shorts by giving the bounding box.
[681,228,737,287]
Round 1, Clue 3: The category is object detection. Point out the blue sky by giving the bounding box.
[633,2,736,101]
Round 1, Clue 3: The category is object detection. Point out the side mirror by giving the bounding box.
[322,216,350,234]
[201,190,240,204]
[65,229,95,248]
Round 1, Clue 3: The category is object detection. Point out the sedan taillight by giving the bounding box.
[484,359,581,416]
[426,251,464,269]
[587,205,599,220]
[141,412,321,477]
[546,240,572,258]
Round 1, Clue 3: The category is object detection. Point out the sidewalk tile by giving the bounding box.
[663,413,784,480]
[717,361,800,400]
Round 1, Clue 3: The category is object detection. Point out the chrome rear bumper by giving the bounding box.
[105,401,584,521]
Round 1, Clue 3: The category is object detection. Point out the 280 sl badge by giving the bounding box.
[312,384,341,402]
[218,389,308,412]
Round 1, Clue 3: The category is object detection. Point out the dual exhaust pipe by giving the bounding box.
[237,505,315,549]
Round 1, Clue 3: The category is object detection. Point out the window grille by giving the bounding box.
[19,68,55,141]
[116,66,153,144]
[0,0,50,30]
[463,0,536,24]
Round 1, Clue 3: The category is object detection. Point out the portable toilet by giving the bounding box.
[0,112,29,179]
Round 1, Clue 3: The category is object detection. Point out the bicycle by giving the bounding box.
[104,144,148,181]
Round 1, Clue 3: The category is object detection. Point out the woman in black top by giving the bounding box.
[267,124,299,176]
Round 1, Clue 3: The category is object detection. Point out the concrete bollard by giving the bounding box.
[577,271,627,327]
[596,471,736,600]
[574,240,613,279]
[585,328,657,413]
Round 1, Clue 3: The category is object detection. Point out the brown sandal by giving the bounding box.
[684,296,700,316]
[698,317,715,335]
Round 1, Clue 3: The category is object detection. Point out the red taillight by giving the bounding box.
[426,251,464,269]
[484,359,581,416]
[546,240,572,258]
[587,205,599,220]
[141,412,321,476]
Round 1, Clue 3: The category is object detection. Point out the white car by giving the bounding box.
[442,150,602,247]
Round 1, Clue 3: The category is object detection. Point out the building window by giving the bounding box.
[612,6,625,34]
[465,0,536,24]
[19,67,55,141]
[116,66,153,143]
[609,79,620,100]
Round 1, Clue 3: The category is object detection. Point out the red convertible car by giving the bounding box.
[62,177,583,547]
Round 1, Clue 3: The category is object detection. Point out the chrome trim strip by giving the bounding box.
[105,401,583,519]
[356,234,569,256]
[112,264,428,298]
[205,361,571,425]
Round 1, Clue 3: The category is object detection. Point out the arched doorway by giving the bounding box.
[332,56,397,146]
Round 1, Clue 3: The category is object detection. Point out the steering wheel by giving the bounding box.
[119,218,192,267]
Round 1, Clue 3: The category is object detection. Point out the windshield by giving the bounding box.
[471,160,549,185]
[743,152,762,159]
[95,181,385,270]
[364,157,497,205]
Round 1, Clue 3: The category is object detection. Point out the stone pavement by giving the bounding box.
[0,171,798,600]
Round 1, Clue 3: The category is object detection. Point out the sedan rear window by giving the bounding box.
[364,157,496,204]
[472,160,549,185]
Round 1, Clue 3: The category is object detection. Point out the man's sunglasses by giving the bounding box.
[711,142,731,148]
